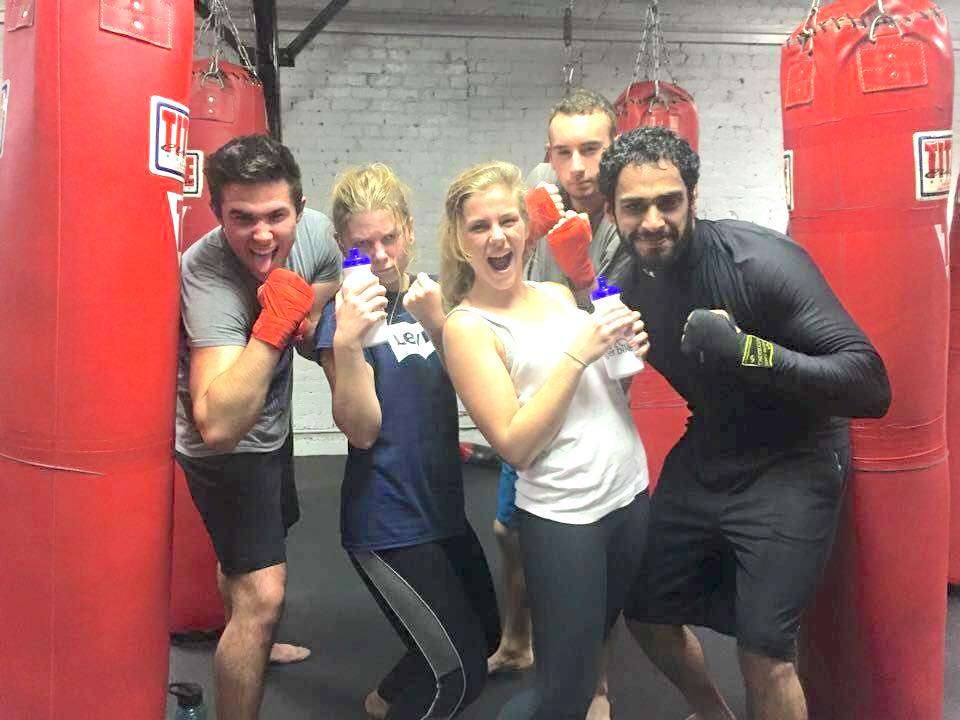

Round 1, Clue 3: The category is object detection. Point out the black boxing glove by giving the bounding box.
[680,309,775,371]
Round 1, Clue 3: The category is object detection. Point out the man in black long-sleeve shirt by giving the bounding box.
[599,127,891,720]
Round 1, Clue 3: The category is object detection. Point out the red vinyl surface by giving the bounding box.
[0,1,193,717]
[181,59,267,245]
[781,2,953,717]
[613,80,700,152]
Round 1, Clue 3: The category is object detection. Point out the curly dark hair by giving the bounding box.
[205,134,304,218]
[598,126,700,202]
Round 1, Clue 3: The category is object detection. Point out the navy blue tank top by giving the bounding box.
[315,288,465,551]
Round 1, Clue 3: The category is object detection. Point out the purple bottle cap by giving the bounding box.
[342,246,371,269]
[590,274,621,300]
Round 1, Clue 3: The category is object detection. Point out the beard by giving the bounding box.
[618,208,694,274]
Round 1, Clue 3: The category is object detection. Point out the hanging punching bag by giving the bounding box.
[781,3,953,718]
[612,3,697,489]
[614,82,697,489]
[181,58,267,243]
[0,1,193,718]
[948,179,960,585]
[613,81,700,152]
[169,58,267,635]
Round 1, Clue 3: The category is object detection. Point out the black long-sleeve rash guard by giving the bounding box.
[615,219,891,464]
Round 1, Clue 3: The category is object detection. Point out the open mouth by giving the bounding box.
[487,252,514,272]
[251,248,277,276]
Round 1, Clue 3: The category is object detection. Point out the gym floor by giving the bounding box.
[167,455,960,719]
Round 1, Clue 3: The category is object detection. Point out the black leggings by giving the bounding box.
[498,494,650,720]
[350,523,501,719]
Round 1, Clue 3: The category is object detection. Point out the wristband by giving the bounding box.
[524,186,563,240]
[563,351,588,369]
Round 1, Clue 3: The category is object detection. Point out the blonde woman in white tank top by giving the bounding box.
[440,162,652,720]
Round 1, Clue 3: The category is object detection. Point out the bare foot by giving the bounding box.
[487,646,534,674]
[364,689,390,720]
[586,691,611,720]
[268,642,311,665]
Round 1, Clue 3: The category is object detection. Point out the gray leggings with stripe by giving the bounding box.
[350,523,501,719]
[498,494,650,720]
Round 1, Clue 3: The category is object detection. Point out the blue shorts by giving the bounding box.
[496,463,519,528]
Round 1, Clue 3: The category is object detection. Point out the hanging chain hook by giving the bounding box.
[867,0,902,42]
[652,0,662,99]
[199,0,257,81]
[561,0,579,93]
[631,0,673,100]
[799,0,821,53]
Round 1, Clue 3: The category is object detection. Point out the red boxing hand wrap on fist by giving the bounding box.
[524,186,563,242]
[252,268,316,350]
[546,215,596,289]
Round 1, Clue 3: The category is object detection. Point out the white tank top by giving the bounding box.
[453,291,648,524]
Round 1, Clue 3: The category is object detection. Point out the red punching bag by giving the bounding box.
[617,82,694,485]
[781,3,953,718]
[948,181,960,584]
[615,79,696,487]
[0,2,193,718]
[613,2,695,489]
[181,58,267,244]
[169,58,267,635]
[613,81,700,152]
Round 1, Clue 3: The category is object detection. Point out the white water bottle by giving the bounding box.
[590,275,645,380]
[341,247,391,347]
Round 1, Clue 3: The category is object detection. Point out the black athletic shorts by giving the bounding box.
[623,436,849,661]
[175,433,300,576]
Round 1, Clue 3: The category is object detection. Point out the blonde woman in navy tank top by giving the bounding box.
[440,161,652,720]
[315,164,502,720]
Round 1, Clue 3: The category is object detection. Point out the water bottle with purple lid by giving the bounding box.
[342,247,392,347]
[590,275,645,380]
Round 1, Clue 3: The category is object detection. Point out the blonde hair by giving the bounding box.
[330,163,413,244]
[439,161,527,310]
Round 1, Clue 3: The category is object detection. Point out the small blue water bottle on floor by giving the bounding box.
[169,682,208,719]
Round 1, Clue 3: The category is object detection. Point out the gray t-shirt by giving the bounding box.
[175,208,341,456]
[523,163,623,300]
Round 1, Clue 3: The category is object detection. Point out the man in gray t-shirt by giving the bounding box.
[174,135,340,720]
[176,206,340,457]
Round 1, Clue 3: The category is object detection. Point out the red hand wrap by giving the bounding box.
[524,186,563,243]
[252,268,315,349]
[546,215,596,289]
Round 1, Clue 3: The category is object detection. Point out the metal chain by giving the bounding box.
[198,0,256,80]
[866,0,900,42]
[630,0,674,94]
[652,2,662,96]
[561,0,579,93]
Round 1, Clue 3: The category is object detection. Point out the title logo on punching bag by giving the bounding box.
[184,151,204,198]
[149,96,190,182]
[914,131,952,202]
